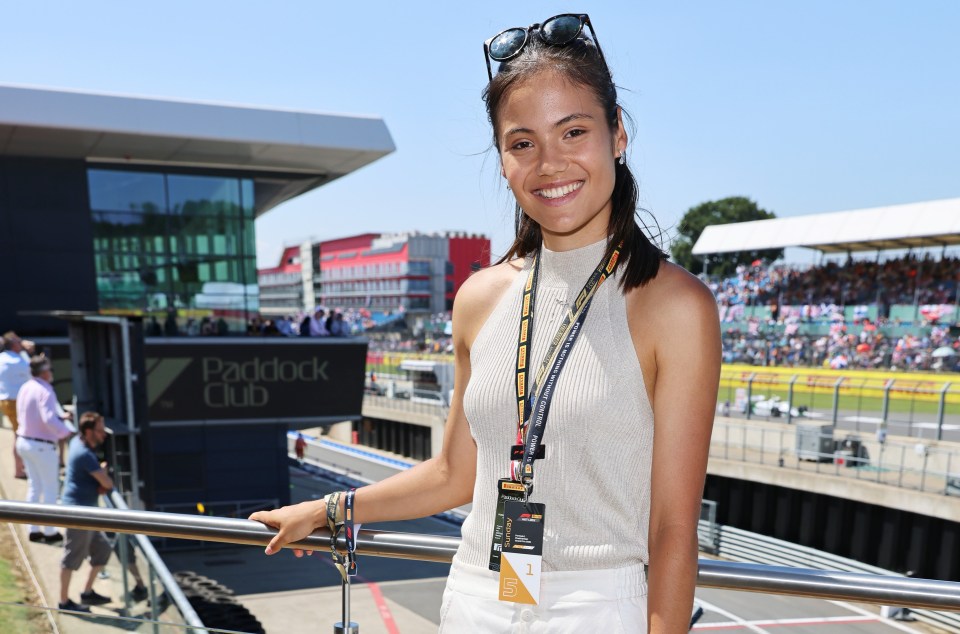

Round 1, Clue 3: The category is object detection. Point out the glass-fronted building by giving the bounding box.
[0,84,395,335]
[89,169,258,331]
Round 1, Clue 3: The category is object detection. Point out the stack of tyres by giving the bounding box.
[174,571,266,633]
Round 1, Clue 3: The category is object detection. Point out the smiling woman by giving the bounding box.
[250,13,721,634]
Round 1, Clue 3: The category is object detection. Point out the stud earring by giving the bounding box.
[618,152,625,166]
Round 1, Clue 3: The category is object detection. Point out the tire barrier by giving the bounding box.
[174,571,265,633]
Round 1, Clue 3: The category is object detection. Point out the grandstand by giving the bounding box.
[692,198,960,372]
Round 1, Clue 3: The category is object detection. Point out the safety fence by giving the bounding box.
[711,419,960,495]
[718,365,960,439]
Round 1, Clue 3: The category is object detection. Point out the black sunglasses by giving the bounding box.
[483,13,607,82]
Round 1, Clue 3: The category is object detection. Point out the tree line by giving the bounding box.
[670,196,783,277]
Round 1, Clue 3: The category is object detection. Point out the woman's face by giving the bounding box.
[497,70,626,250]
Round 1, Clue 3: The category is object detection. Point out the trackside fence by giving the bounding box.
[710,419,960,495]
[718,367,960,440]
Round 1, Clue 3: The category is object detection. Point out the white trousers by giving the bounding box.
[439,560,648,633]
[15,437,60,536]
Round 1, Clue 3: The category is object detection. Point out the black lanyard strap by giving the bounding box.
[512,242,622,488]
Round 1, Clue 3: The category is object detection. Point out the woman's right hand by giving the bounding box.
[249,500,324,557]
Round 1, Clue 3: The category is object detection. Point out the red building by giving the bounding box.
[318,232,490,315]
[258,244,308,316]
[257,232,490,318]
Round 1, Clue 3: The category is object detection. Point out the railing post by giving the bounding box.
[149,565,160,634]
[761,428,766,465]
[877,437,884,484]
[881,379,893,428]
[741,425,747,462]
[898,445,906,488]
[787,375,798,424]
[119,533,132,615]
[945,453,953,497]
[832,377,845,426]
[937,382,952,441]
[335,579,359,633]
[921,447,930,493]
[746,373,755,420]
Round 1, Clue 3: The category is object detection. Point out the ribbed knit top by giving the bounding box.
[457,238,655,572]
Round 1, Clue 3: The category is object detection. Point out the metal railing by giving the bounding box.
[708,520,960,632]
[104,491,205,632]
[717,368,960,440]
[2,499,960,613]
[711,419,960,495]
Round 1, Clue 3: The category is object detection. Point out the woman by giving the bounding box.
[251,13,719,632]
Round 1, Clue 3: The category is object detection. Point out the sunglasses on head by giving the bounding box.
[483,13,608,82]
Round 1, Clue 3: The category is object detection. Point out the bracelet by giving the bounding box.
[344,488,357,576]
[323,491,344,529]
[325,491,348,581]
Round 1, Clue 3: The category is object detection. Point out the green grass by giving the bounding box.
[0,532,44,634]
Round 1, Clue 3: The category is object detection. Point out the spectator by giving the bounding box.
[58,412,148,613]
[0,331,33,479]
[276,315,294,336]
[163,310,179,336]
[146,316,162,337]
[16,355,74,543]
[294,433,306,464]
[298,315,312,338]
[329,312,343,336]
[309,308,330,336]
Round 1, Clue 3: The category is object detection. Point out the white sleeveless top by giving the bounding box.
[456,238,656,572]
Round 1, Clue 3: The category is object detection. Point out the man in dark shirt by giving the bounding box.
[59,412,147,613]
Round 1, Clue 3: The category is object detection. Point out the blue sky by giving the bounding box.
[3,1,958,267]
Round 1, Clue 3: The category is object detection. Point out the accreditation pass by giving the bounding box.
[497,501,545,604]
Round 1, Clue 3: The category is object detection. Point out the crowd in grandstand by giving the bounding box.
[711,254,959,315]
[721,327,959,372]
[710,254,960,372]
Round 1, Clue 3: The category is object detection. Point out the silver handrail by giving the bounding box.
[2,499,959,611]
[105,492,205,632]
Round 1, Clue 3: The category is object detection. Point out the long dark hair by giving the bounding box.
[484,33,666,290]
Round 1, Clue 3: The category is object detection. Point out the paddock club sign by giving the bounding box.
[145,341,367,422]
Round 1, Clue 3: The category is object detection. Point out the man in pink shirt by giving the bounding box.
[16,356,74,543]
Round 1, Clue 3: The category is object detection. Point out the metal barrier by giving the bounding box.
[711,419,960,495]
[104,491,206,633]
[717,368,959,439]
[707,520,960,632]
[2,499,960,614]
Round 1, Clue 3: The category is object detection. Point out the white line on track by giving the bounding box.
[829,601,925,634]
[693,614,877,629]
[695,598,772,633]
[693,598,927,632]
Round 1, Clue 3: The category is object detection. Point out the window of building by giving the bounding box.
[87,168,258,333]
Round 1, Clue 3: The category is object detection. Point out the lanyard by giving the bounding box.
[344,488,358,576]
[512,243,622,486]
